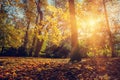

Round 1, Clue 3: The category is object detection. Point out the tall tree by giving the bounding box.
[69,0,81,62]
[103,0,116,57]
[0,2,5,54]
[22,0,30,49]
[34,0,44,57]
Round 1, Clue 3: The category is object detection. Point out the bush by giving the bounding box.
[0,47,17,56]
[0,46,29,57]
[17,46,28,57]
[42,45,70,58]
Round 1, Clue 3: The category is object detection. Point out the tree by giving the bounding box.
[103,0,116,57]
[69,0,81,62]
[22,0,31,49]
[34,0,43,57]
[30,0,47,57]
[0,2,22,54]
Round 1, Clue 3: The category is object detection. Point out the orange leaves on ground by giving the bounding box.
[0,57,120,80]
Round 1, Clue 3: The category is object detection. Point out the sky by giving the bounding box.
[47,0,55,5]
[47,0,83,5]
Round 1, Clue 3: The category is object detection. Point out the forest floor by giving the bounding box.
[0,57,120,80]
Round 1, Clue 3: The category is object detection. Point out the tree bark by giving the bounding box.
[29,31,37,56]
[69,0,81,62]
[103,0,116,57]
[0,46,4,54]
[33,0,44,57]
[23,20,30,48]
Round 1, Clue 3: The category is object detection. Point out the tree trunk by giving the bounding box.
[69,0,81,62]
[103,0,116,57]
[1,46,4,54]
[0,3,4,13]
[33,0,44,57]
[29,13,40,57]
[34,39,44,57]
[23,20,30,48]
[29,31,37,56]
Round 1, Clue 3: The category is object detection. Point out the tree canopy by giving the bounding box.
[0,0,120,59]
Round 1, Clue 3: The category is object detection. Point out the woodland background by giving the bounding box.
[0,0,120,58]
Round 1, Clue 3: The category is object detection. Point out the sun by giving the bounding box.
[87,16,103,32]
[88,19,96,27]
[77,14,104,34]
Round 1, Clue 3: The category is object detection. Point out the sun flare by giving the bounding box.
[78,15,104,33]
[88,19,96,27]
